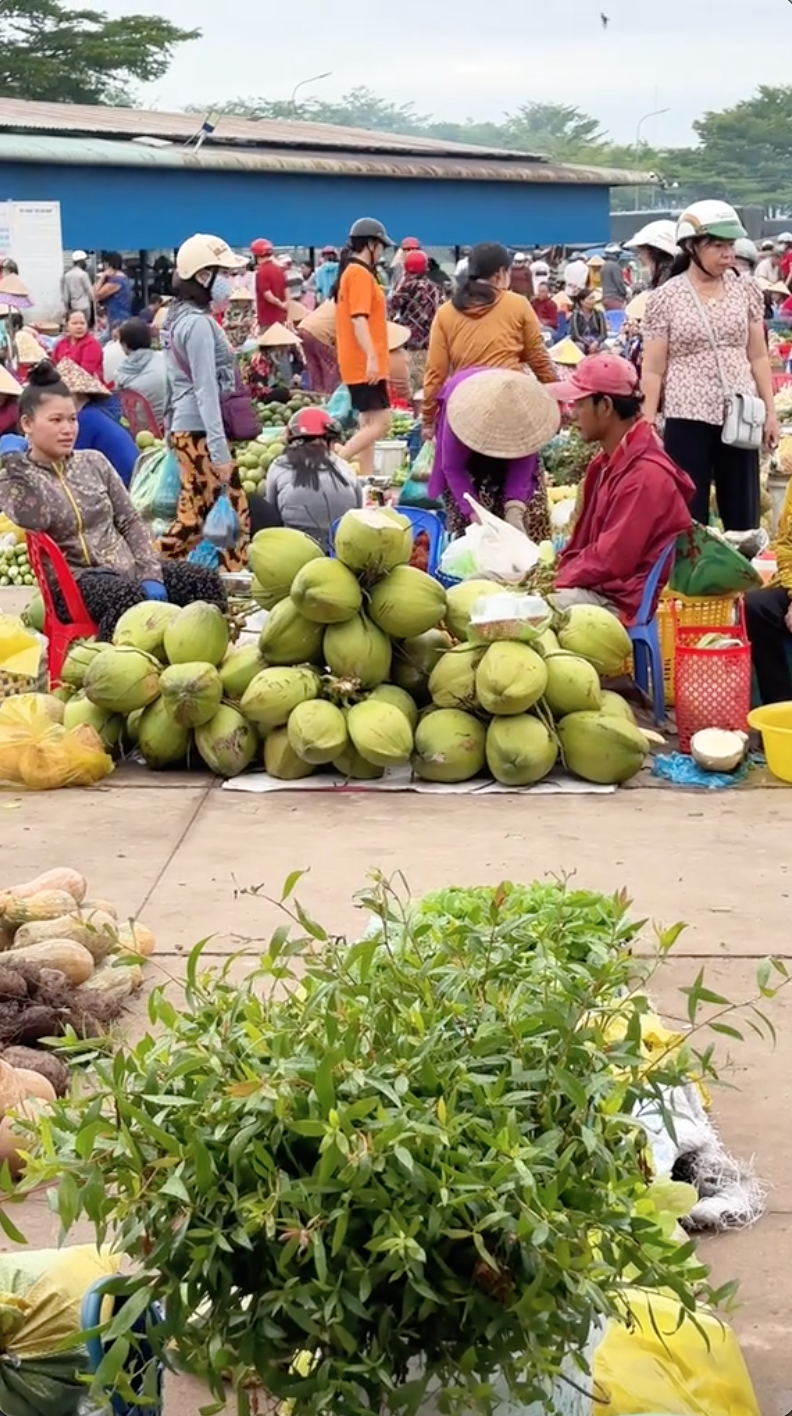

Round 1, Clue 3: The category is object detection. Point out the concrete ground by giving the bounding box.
[1,772,791,1416]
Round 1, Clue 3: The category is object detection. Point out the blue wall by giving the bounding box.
[0,163,611,250]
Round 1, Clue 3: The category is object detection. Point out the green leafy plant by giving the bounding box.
[18,875,786,1416]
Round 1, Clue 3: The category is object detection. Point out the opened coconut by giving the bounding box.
[334,507,412,578]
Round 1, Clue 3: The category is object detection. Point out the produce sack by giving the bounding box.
[592,1288,760,1416]
[0,696,114,790]
[0,1245,119,1416]
[438,495,541,584]
[669,523,761,597]
[129,447,181,523]
[0,616,47,698]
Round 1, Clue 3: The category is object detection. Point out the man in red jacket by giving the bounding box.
[251,237,288,330]
[546,353,694,624]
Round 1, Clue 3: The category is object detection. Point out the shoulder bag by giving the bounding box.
[686,278,766,449]
[171,337,259,445]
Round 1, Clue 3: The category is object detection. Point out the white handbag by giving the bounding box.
[686,279,766,450]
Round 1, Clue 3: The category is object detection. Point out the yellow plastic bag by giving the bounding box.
[0,696,113,790]
[0,1246,120,1360]
[593,1289,760,1416]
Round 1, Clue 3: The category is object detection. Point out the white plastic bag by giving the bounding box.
[468,592,553,644]
[438,494,541,584]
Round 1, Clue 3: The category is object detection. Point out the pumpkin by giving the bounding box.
[8,940,94,985]
[0,890,80,927]
[5,870,87,904]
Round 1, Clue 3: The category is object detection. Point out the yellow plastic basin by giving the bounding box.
[748,702,792,783]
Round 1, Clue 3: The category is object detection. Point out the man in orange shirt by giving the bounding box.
[336,216,393,478]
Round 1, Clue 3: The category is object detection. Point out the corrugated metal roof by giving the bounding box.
[0,97,544,160]
[0,133,651,187]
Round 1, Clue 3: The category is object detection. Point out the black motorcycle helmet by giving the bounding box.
[348,217,394,248]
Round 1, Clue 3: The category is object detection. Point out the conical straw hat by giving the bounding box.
[257,322,302,347]
[288,300,310,323]
[446,370,560,459]
[386,321,410,351]
[14,329,47,363]
[55,357,109,397]
[0,364,21,396]
[549,337,584,367]
[625,290,650,321]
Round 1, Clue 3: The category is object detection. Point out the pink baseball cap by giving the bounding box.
[546,353,640,403]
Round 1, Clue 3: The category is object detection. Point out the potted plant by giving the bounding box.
[21,875,770,1415]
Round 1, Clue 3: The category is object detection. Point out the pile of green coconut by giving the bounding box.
[53,508,657,787]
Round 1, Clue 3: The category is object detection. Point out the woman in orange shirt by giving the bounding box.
[335,217,393,478]
[422,242,557,539]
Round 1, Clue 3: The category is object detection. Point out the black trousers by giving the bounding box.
[663,418,760,531]
[744,585,792,704]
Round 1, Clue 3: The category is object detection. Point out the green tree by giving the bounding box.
[0,0,199,105]
[686,85,792,206]
[503,102,608,159]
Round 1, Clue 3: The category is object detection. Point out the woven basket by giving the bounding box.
[657,589,743,706]
[0,660,48,700]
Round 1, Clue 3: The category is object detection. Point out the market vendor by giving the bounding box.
[0,361,226,640]
[545,353,694,623]
[249,323,304,395]
[265,407,361,552]
[427,367,560,542]
[745,478,792,703]
[298,300,339,395]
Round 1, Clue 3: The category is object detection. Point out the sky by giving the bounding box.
[104,0,789,147]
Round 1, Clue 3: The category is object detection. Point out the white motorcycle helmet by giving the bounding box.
[675,200,746,244]
[624,220,679,257]
[733,237,758,267]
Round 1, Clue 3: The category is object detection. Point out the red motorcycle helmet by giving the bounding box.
[321,245,339,258]
[287,406,342,443]
[401,236,421,250]
[250,238,273,257]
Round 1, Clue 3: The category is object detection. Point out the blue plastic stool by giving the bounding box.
[330,506,445,575]
[627,541,677,725]
[81,1280,165,1416]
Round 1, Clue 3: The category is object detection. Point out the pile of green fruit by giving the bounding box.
[234,440,285,498]
[0,540,34,588]
[390,410,415,438]
[135,432,165,452]
[256,391,322,430]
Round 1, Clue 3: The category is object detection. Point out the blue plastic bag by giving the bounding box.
[326,384,352,420]
[158,449,182,518]
[187,539,221,569]
[203,492,239,550]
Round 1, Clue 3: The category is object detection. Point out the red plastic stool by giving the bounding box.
[118,389,163,440]
[26,532,97,684]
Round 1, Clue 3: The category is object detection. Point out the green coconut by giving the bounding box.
[259,599,324,667]
[368,685,419,732]
[486,715,558,786]
[113,601,180,659]
[137,697,191,769]
[83,646,161,714]
[557,604,632,677]
[332,743,384,780]
[428,646,482,711]
[61,641,108,690]
[323,614,392,690]
[22,591,45,634]
[290,558,362,624]
[534,627,561,657]
[218,645,266,701]
[287,700,348,764]
[557,711,648,785]
[444,580,502,643]
[391,628,452,706]
[334,507,413,578]
[599,690,637,723]
[347,700,414,768]
[194,705,258,777]
[475,643,547,716]
[159,662,223,727]
[123,708,143,747]
[543,652,603,718]
[163,602,229,668]
[368,566,447,639]
[412,709,487,783]
[240,666,320,732]
[264,727,316,780]
[248,528,323,608]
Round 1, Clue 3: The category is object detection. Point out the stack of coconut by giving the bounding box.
[55,508,656,787]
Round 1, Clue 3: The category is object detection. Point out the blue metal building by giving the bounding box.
[0,100,649,252]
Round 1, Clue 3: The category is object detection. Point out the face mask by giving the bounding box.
[211,272,233,307]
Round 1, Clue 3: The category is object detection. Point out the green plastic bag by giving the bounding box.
[668,523,761,597]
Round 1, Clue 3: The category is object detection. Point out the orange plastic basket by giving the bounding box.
[673,602,752,753]
[657,590,743,705]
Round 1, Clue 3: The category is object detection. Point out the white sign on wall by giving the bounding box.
[0,201,64,321]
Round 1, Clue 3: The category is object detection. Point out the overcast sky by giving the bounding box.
[108,0,789,147]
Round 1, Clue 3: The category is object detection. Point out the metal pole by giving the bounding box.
[634,107,670,211]
[289,72,332,112]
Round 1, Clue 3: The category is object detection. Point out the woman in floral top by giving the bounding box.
[642,200,778,530]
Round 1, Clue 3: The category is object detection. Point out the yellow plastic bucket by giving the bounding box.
[747,702,792,783]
